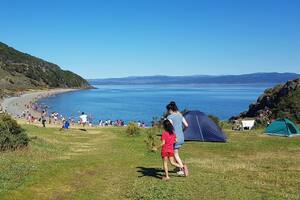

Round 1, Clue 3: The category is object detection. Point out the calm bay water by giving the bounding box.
[39,84,272,125]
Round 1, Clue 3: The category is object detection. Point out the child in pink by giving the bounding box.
[158,119,187,180]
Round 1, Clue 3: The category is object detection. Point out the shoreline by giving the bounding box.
[0,88,79,118]
[0,88,139,128]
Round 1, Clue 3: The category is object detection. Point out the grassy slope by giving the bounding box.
[1,125,300,200]
[0,42,90,90]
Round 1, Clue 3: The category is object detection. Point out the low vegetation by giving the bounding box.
[0,115,29,151]
[126,122,140,136]
[0,124,300,199]
[144,127,161,151]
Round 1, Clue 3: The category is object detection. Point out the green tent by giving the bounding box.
[265,118,300,137]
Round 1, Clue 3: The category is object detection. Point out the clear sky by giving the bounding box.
[0,0,299,78]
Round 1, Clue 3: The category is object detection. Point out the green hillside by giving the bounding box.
[238,77,300,123]
[0,42,90,92]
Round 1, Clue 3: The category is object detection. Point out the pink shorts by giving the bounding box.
[161,151,174,158]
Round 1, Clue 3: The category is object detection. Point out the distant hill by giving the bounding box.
[235,77,300,123]
[0,42,91,93]
[89,73,300,85]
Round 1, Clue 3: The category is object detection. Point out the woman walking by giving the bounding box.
[166,101,189,176]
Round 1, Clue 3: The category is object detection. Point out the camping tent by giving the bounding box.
[183,110,227,142]
[265,118,300,137]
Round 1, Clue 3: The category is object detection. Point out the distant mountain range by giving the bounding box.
[89,73,300,85]
[0,42,91,93]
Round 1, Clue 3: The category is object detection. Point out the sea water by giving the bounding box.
[38,84,272,125]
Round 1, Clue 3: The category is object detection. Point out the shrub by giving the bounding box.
[126,122,140,136]
[208,115,220,126]
[145,127,161,151]
[0,114,29,151]
[219,120,231,129]
[252,119,267,129]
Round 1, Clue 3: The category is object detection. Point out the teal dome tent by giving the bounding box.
[265,118,300,137]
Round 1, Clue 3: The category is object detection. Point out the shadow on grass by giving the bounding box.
[136,167,179,179]
[137,167,164,179]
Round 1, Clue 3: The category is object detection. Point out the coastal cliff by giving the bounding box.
[0,42,91,94]
[237,77,300,123]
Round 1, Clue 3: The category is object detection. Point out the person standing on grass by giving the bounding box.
[166,101,189,176]
[157,119,187,180]
[41,110,47,128]
[79,112,88,127]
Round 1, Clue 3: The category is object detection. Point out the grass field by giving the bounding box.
[1,125,300,200]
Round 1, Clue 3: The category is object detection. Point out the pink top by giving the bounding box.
[161,131,176,153]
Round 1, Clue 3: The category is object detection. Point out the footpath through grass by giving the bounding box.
[1,125,300,200]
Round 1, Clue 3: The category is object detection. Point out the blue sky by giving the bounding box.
[0,0,299,78]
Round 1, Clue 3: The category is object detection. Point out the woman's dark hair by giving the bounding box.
[163,119,174,134]
[166,101,179,112]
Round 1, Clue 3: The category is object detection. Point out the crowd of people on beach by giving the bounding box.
[18,100,148,129]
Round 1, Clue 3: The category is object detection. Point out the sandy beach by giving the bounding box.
[0,88,78,118]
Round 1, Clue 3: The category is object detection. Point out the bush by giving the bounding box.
[208,115,220,126]
[252,119,267,129]
[145,127,161,151]
[0,114,29,151]
[219,120,231,129]
[126,122,140,136]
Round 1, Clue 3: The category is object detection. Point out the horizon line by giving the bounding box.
[86,72,300,80]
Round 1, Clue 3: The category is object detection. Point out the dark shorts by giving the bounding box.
[174,141,184,150]
[161,151,174,158]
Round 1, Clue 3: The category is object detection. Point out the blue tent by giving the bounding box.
[183,110,227,142]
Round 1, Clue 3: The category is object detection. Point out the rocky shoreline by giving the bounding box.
[234,77,300,123]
